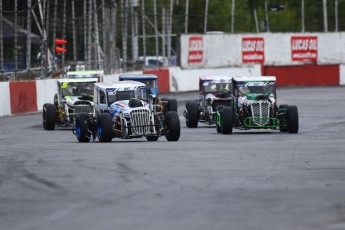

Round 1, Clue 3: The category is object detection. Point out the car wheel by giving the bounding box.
[185,101,199,128]
[43,103,56,130]
[98,113,113,142]
[146,136,159,141]
[165,111,180,141]
[287,105,299,133]
[76,113,90,142]
[279,104,288,132]
[216,123,222,133]
[221,106,233,134]
[167,99,178,112]
[215,105,224,133]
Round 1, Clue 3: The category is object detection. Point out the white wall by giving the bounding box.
[103,71,142,83]
[169,65,262,92]
[181,32,345,68]
[0,82,11,116]
[340,65,345,86]
[36,79,58,111]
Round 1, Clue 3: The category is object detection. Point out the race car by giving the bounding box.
[216,76,299,134]
[42,78,98,130]
[183,76,233,128]
[66,70,104,82]
[73,80,180,142]
[119,74,177,112]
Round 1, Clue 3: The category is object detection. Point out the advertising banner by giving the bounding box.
[291,36,318,62]
[188,36,203,64]
[242,37,264,63]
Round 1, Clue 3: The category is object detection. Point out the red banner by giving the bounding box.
[188,36,203,64]
[291,36,318,62]
[242,37,264,63]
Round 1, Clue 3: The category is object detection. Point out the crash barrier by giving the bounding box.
[10,81,37,115]
[0,79,57,117]
[1,64,345,117]
[180,33,345,69]
[262,64,340,86]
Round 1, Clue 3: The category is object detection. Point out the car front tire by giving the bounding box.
[98,113,113,142]
[76,113,90,142]
[165,111,180,141]
[43,103,56,130]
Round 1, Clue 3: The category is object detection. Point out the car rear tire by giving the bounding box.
[76,113,90,142]
[98,113,113,142]
[146,136,159,141]
[185,101,199,128]
[287,105,299,133]
[165,111,180,141]
[221,106,233,134]
[43,103,56,130]
[167,99,178,112]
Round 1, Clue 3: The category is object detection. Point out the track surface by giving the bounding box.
[1,87,345,230]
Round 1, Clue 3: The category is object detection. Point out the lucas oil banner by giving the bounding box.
[188,36,203,64]
[242,37,265,63]
[291,36,318,62]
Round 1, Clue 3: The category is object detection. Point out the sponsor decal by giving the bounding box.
[291,36,317,61]
[242,37,264,63]
[188,36,203,64]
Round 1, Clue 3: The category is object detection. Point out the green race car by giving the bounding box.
[216,76,299,134]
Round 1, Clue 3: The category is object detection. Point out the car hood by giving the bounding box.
[63,96,94,106]
[109,100,150,116]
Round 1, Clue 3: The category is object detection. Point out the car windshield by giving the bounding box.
[203,82,231,93]
[107,88,147,106]
[61,82,95,97]
[238,82,276,97]
[129,79,157,89]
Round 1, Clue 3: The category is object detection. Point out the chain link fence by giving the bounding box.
[1,0,345,81]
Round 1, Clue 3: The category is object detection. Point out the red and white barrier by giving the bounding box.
[1,64,344,117]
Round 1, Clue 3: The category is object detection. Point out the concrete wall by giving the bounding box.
[181,33,345,68]
[169,65,262,92]
[0,82,11,116]
[36,79,57,111]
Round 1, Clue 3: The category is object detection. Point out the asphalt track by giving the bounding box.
[1,87,345,230]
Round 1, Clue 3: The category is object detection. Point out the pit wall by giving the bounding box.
[1,64,345,117]
[180,33,345,68]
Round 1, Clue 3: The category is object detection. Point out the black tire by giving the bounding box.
[75,113,90,142]
[221,106,233,134]
[54,94,59,107]
[215,105,224,133]
[146,136,159,141]
[165,111,181,141]
[167,99,178,112]
[185,101,199,128]
[97,113,113,142]
[216,123,222,133]
[279,104,288,132]
[43,103,56,130]
[287,105,299,133]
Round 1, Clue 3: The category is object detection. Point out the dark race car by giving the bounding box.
[183,76,233,128]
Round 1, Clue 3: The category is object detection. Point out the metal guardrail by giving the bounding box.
[0,67,65,81]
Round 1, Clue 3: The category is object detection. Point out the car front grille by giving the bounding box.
[130,109,151,135]
[250,101,270,126]
[74,105,93,114]
[74,101,93,114]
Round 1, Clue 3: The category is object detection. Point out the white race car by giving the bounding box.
[74,81,180,142]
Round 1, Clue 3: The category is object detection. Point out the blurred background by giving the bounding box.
[1,0,344,80]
